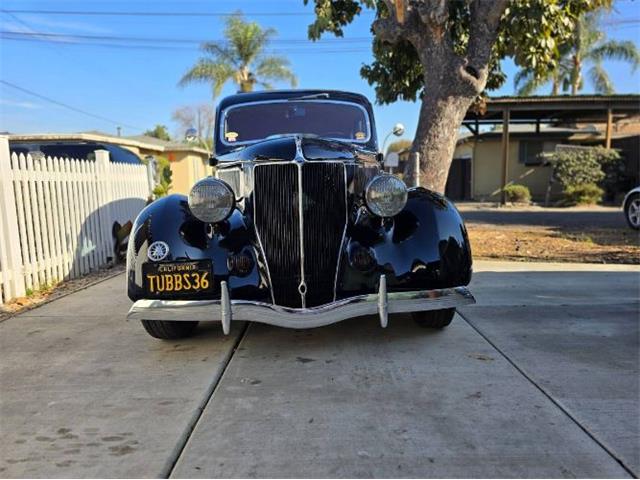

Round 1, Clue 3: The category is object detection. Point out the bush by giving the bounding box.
[563,183,604,206]
[549,149,603,188]
[503,184,531,203]
[548,147,621,190]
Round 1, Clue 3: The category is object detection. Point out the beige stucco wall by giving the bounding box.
[169,152,210,194]
[462,139,558,201]
[453,143,473,159]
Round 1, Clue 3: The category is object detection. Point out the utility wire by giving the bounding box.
[0,8,636,25]
[0,80,142,131]
[0,30,372,45]
[0,36,372,54]
[0,9,335,17]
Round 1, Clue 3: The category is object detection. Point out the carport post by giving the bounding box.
[411,152,420,187]
[605,107,613,149]
[500,108,510,205]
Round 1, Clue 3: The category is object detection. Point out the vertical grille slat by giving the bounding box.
[253,162,347,308]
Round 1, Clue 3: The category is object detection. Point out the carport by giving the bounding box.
[462,95,640,204]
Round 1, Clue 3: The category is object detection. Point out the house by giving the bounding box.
[451,94,640,202]
[125,135,211,194]
[451,124,640,201]
[8,132,211,194]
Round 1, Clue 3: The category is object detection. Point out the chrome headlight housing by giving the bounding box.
[365,174,408,218]
[188,177,235,223]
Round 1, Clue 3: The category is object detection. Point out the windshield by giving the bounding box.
[221,100,371,145]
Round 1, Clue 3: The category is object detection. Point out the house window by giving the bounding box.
[519,140,555,165]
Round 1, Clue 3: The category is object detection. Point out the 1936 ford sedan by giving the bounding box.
[126,90,475,339]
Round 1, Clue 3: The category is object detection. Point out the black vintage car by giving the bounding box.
[126,90,475,339]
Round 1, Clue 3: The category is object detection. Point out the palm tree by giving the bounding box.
[515,11,639,95]
[179,14,298,97]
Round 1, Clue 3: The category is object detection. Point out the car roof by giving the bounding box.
[214,89,378,156]
[217,90,373,111]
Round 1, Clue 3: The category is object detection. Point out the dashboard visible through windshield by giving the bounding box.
[221,100,371,146]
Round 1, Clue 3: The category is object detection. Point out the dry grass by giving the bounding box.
[468,224,639,264]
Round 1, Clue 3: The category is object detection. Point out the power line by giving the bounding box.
[0,30,372,45]
[0,80,142,131]
[0,9,343,17]
[1,8,636,23]
[0,36,372,54]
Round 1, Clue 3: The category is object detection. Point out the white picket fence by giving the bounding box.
[0,136,153,304]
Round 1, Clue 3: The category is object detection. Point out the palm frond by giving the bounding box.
[178,59,234,98]
[513,68,562,96]
[587,40,640,71]
[225,14,275,65]
[200,42,240,68]
[256,56,298,88]
[588,63,614,94]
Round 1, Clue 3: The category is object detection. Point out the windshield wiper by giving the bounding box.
[287,93,329,101]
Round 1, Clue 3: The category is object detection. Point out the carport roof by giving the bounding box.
[463,94,640,125]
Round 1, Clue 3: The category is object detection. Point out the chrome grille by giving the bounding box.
[253,162,347,308]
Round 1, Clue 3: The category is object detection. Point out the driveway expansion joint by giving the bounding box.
[458,309,638,479]
[161,322,250,479]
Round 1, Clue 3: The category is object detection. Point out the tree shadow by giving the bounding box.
[66,197,147,281]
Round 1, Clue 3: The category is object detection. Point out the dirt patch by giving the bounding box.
[0,265,125,321]
[468,224,639,264]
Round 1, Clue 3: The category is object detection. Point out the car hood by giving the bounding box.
[216,135,367,164]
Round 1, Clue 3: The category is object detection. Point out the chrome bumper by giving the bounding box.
[127,275,475,334]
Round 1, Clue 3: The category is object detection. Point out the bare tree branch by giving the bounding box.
[461,0,508,93]
[372,15,405,44]
[414,0,449,32]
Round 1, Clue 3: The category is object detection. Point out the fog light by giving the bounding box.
[348,243,376,272]
[227,252,254,276]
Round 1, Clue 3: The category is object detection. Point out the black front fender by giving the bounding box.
[337,188,472,297]
[126,194,269,302]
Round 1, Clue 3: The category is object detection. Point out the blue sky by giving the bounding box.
[1,0,639,146]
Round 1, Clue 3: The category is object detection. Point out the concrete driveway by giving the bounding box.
[1,261,638,478]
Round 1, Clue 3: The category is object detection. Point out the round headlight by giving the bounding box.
[365,174,408,218]
[188,177,235,223]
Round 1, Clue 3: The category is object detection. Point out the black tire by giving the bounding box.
[412,308,455,329]
[624,193,640,230]
[141,320,199,339]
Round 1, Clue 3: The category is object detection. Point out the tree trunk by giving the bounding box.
[405,93,473,192]
[377,0,508,193]
[571,55,581,95]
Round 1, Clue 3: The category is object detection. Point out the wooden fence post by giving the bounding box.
[94,150,114,263]
[0,136,26,300]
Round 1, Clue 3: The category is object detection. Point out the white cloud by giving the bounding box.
[17,15,113,35]
[0,99,42,110]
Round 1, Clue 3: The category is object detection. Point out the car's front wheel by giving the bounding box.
[412,308,455,329]
[141,320,199,339]
[625,193,640,230]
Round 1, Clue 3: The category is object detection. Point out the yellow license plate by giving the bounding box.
[143,260,213,297]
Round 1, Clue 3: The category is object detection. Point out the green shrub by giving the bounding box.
[563,183,604,206]
[503,184,531,203]
[151,156,173,198]
[548,147,621,190]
